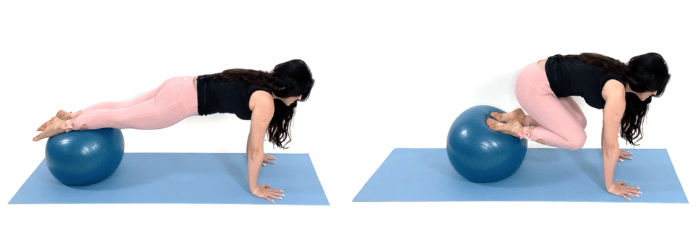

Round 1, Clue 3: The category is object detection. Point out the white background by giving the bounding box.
[1,0,697,231]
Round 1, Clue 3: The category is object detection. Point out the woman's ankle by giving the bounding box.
[71,110,83,119]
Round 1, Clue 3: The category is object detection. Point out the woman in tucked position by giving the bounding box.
[33,59,315,203]
[486,53,670,201]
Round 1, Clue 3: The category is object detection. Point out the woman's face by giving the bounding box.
[281,95,302,106]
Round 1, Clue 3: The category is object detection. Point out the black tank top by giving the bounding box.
[196,75,272,120]
[544,54,627,109]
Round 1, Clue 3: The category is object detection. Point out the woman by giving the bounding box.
[485,53,670,201]
[33,59,315,203]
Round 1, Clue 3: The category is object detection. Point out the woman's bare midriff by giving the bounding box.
[538,58,547,71]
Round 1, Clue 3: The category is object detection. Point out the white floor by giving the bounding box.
[2,1,698,231]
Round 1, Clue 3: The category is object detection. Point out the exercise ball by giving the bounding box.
[446,105,527,183]
[45,128,124,186]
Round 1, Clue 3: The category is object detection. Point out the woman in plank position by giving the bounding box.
[33,59,315,203]
[486,53,670,201]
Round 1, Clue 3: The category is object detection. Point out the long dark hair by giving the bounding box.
[566,53,670,145]
[208,59,314,149]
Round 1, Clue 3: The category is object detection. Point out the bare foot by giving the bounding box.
[55,110,73,120]
[57,110,82,120]
[490,108,524,123]
[491,108,539,127]
[486,117,524,137]
[38,110,82,131]
[33,117,69,141]
[37,118,52,131]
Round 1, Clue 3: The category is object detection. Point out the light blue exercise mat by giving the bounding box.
[10,153,329,205]
[353,148,687,203]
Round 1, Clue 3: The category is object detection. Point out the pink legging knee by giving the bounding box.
[515,61,588,150]
[71,76,198,130]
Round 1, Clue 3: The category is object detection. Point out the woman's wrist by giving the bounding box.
[606,182,616,192]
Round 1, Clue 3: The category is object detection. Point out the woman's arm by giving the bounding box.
[247,91,284,203]
[601,80,641,200]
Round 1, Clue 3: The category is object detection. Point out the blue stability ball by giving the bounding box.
[446,105,527,183]
[45,128,124,186]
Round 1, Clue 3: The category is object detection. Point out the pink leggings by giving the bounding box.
[70,76,199,130]
[515,61,587,150]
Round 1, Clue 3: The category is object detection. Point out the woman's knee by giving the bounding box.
[577,115,587,129]
[566,131,587,150]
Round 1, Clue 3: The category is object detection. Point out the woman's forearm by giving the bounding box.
[247,149,263,192]
[602,143,619,190]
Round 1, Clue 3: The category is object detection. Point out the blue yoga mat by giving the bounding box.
[354,148,687,203]
[10,153,329,205]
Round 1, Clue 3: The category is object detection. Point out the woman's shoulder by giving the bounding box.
[601,78,626,102]
[250,89,273,99]
[245,84,273,101]
[248,90,274,113]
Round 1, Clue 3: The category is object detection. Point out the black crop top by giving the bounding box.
[196,75,272,120]
[544,54,627,109]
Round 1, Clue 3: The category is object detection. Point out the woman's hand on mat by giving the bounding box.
[618,150,633,162]
[262,154,276,167]
[252,184,284,203]
[607,181,641,201]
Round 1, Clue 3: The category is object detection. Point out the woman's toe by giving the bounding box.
[492,112,511,122]
[32,131,45,141]
[486,118,501,130]
[37,120,50,131]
